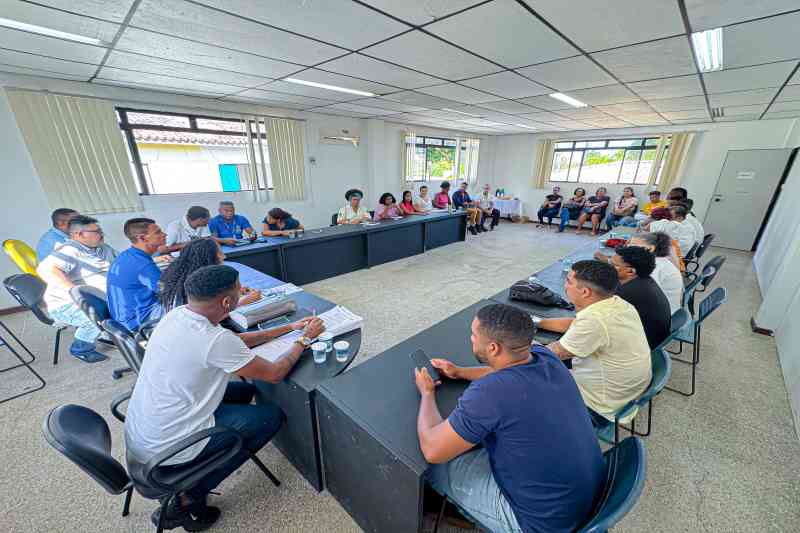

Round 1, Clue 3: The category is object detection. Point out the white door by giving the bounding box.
[703,149,793,251]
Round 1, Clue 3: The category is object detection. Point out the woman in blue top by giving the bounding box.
[262,208,303,237]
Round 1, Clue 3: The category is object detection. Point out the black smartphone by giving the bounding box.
[409,349,440,382]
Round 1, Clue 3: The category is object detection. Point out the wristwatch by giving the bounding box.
[530,315,543,327]
[295,336,313,348]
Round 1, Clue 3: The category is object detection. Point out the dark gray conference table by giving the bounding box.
[222,211,467,284]
[230,263,361,492]
[317,300,492,533]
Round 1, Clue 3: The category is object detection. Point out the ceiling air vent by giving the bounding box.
[711,107,725,118]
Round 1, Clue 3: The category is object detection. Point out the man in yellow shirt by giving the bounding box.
[533,260,651,425]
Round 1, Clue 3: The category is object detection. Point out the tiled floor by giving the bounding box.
[0,222,797,532]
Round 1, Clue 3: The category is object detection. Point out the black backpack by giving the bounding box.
[509,280,575,310]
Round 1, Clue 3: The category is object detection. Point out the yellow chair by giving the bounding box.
[3,239,39,277]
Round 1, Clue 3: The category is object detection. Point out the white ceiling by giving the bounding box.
[0,0,798,135]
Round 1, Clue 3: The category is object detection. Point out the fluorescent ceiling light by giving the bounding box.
[514,124,539,130]
[0,17,107,46]
[284,78,375,97]
[441,107,482,118]
[691,27,723,72]
[549,92,587,108]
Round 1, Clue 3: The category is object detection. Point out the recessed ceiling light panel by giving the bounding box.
[284,78,376,97]
[0,17,107,46]
[549,92,588,108]
[691,28,723,72]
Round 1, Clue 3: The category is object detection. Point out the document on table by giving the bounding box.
[252,305,363,362]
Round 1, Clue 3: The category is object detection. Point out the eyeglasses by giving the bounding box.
[81,229,104,235]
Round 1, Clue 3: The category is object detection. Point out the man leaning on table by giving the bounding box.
[533,260,652,428]
[414,303,604,532]
[163,206,237,256]
[208,201,255,239]
[125,265,324,531]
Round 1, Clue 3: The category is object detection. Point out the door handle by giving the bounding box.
[712,195,723,203]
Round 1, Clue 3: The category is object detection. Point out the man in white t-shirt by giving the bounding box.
[163,206,237,256]
[125,264,324,530]
[36,215,117,363]
[648,204,697,256]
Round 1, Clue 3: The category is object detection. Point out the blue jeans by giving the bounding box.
[537,207,560,225]
[558,207,579,232]
[161,381,285,499]
[426,448,522,532]
[50,303,101,343]
[606,213,637,230]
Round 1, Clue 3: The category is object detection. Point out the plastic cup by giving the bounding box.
[319,332,333,352]
[334,341,350,363]
[311,342,327,364]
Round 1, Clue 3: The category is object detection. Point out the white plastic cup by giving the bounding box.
[334,341,350,363]
[311,342,327,364]
[319,332,333,352]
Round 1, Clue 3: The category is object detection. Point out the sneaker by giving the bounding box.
[151,496,221,532]
[69,340,108,363]
[468,226,478,236]
[476,225,485,233]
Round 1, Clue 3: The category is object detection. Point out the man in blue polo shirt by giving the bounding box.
[208,201,254,240]
[36,208,78,262]
[415,304,604,532]
[107,218,167,332]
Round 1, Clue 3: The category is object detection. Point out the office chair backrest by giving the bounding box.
[102,319,143,374]
[682,266,714,311]
[4,274,53,325]
[669,308,691,335]
[695,233,715,261]
[331,213,338,226]
[640,348,672,405]
[683,241,700,263]
[699,255,725,290]
[70,286,110,329]
[3,239,39,276]
[42,404,130,496]
[697,287,727,324]
[579,437,647,533]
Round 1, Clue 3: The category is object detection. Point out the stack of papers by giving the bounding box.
[252,305,363,362]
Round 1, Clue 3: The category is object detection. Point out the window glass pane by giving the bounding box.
[567,151,583,182]
[427,146,456,179]
[196,118,244,132]
[555,141,573,149]
[426,137,443,146]
[578,148,624,183]
[127,112,190,128]
[645,137,659,146]
[586,141,606,148]
[133,129,253,194]
[635,148,656,184]
[551,151,572,181]
[619,150,641,183]
[443,139,457,147]
[608,139,642,148]
[574,141,587,148]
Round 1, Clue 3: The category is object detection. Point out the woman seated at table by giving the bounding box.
[575,187,610,236]
[399,190,425,215]
[557,187,587,233]
[374,192,404,221]
[262,208,303,237]
[337,188,371,224]
[159,238,261,312]
[414,185,433,213]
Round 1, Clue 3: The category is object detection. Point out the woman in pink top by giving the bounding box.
[605,187,638,230]
[399,190,425,215]
[433,181,452,209]
[374,192,404,221]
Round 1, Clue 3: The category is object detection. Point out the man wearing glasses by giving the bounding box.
[37,215,118,363]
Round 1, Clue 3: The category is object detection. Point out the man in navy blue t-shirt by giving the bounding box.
[415,303,604,532]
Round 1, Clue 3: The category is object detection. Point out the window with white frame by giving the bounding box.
[550,136,670,185]
[117,109,272,195]
[404,135,479,182]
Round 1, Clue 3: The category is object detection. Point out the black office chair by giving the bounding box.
[686,234,715,272]
[103,319,144,375]
[44,398,282,533]
[0,317,46,404]
[682,241,700,265]
[69,286,130,379]
[330,213,338,226]
[4,274,67,365]
[696,255,725,293]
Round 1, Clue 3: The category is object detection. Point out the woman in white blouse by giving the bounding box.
[628,232,683,314]
[337,189,371,224]
[414,184,433,213]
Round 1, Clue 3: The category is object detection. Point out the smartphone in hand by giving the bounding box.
[409,349,441,382]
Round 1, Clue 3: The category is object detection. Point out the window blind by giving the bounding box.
[6,89,142,214]
[267,118,306,202]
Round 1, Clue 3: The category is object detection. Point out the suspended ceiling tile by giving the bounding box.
[93,79,227,98]
[314,54,442,90]
[522,0,685,52]
[764,110,800,120]
[359,0,486,26]
[105,51,271,87]
[0,63,90,81]
[426,0,577,68]
[583,118,635,128]
[345,97,427,113]
[685,0,800,32]
[670,117,713,124]
[3,0,120,43]
[596,101,656,114]
[591,36,696,82]
[476,99,538,114]
[776,84,800,102]
[719,103,768,116]
[116,28,302,78]
[316,102,401,116]
[648,95,709,112]
[0,27,107,63]
[380,90,464,109]
[661,108,711,120]
[98,66,245,94]
[197,0,408,49]
[723,12,800,69]
[131,0,346,66]
[0,48,97,78]
[565,84,640,106]
[460,71,550,99]
[768,100,800,113]
[516,94,573,111]
[361,30,500,80]
[714,114,761,122]
[704,61,796,94]
[228,88,336,107]
[516,55,615,92]
[259,79,362,102]
[628,74,704,99]
[518,110,570,122]
[415,83,498,104]
[707,88,778,107]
